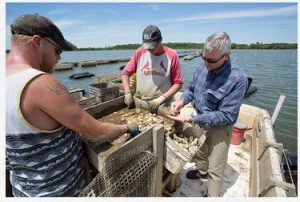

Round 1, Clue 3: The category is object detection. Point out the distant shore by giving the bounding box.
[6,42,297,53]
[76,42,297,51]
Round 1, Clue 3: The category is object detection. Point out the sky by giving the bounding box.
[0,1,299,200]
[4,1,298,49]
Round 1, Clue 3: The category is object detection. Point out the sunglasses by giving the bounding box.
[201,53,226,64]
[43,37,63,55]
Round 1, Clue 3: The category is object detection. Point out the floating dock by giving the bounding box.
[54,63,74,71]
[54,52,203,71]
[54,57,131,71]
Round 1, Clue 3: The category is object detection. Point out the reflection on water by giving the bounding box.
[53,49,297,153]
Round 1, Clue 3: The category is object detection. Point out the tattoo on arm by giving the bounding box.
[47,80,68,96]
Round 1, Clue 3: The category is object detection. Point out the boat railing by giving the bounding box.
[244,95,296,197]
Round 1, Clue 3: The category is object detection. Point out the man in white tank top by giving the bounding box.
[6,14,139,197]
[121,25,183,113]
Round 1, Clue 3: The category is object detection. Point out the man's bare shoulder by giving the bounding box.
[29,74,69,97]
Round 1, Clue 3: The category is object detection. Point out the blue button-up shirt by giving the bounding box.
[181,59,248,129]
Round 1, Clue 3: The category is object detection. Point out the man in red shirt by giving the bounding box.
[121,25,183,113]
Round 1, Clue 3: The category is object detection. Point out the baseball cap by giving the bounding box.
[142,25,161,49]
[10,14,76,50]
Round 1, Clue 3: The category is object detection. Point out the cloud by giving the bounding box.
[71,21,138,39]
[103,9,118,14]
[6,5,24,12]
[143,4,160,11]
[68,20,143,47]
[47,9,71,15]
[161,5,297,23]
[54,19,85,29]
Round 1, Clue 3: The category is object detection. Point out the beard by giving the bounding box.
[41,51,56,73]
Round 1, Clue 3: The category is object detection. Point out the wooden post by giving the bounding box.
[152,124,164,196]
[271,95,285,126]
[165,174,178,193]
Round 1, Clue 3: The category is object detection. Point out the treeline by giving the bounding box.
[77,44,141,51]
[231,42,297,49]
[5,42,297,53]
[76,42,297,51]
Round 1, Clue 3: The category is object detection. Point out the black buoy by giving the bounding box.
[244,77,258,98]
[69,72,94,79]
[119,65,126,71]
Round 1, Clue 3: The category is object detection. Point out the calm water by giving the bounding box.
[54,49,298,153]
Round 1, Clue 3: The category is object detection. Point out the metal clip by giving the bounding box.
[258,177,296,197]
[257,142,283,161]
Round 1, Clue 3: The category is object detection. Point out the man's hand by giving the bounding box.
[167,113,192,123]
[126,122,140,137]
[147,95,166,114]
[170,100,184,116]
[124,92,134,108]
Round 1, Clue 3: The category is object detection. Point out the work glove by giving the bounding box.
[126,122,140,138]
[147,95,166,114]
[124,92,134,108]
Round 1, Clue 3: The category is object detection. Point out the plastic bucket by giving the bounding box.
[164,136,193,174]
[231,119,247,145]
[231,127,246,145]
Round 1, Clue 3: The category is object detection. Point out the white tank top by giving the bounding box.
[6,68,62,134]
[6,68,85,196]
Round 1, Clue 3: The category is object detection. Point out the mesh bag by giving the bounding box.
[94,71,120,83]
[79,144,157,197]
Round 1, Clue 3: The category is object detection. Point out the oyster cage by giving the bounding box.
[79,145,157,197]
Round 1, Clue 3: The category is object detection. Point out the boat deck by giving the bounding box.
[171,141,251,197]
[83,95,294,197]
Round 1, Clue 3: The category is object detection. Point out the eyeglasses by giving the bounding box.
[201,53,226,64]
[43,37,63,55]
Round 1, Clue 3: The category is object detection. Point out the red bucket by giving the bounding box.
[231,127,246,145]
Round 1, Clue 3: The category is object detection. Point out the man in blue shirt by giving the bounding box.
[169,32,248,197]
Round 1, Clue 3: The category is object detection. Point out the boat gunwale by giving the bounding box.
[240,104,295,197]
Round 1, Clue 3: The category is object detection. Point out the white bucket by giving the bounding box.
[164,136,193,174]
[164,133,206,174]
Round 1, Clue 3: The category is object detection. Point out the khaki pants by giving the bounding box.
[194,124,233,197]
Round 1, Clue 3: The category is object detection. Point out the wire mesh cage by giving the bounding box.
[79,145,157,197]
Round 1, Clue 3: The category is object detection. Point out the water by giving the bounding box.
[53,49,297,153]
[54,50,135,93]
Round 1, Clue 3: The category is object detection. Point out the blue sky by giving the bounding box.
[5,2,298,49]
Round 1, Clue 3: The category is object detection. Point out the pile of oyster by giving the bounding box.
[122,108,204,155]
[136,110,164,132]
[169,133,205,155]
